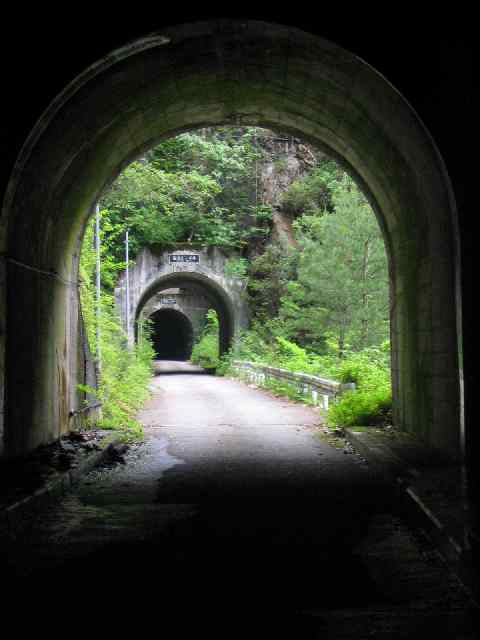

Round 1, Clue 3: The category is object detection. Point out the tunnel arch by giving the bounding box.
[1,20,462,459]
[148,308,194,360]
[134,271,236,359]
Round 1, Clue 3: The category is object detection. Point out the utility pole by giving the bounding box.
[125,229,131,345]
[95,203,101,373]
[254,127,258,210]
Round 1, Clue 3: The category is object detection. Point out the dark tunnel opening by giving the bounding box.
[149,308,194,360]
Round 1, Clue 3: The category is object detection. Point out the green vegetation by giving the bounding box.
[326,347,392,427]
[288,175,389,355]
[79,218,154,440]
[83,126,392,433]
[246,172,389,355]
[224,257,249,279]
[190,310,220,370]
[219,151,392,428]
[99,128,272,275]
[281,159,341,216]
[219,326,391,427]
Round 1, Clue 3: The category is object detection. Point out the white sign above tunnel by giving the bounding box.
[169,254,200,263]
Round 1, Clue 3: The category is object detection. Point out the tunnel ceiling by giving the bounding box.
[7,20,445,266]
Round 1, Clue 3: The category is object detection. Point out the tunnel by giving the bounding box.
[149,308,194,360]
[0,20,464,468]
[134,271,235,360]
[0,14,476,605]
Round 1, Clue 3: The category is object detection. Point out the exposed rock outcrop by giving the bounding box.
[255,131,321,250]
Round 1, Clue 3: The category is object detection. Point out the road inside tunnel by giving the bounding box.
[3,363,477,636]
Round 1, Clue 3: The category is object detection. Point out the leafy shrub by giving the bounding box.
[263,378,305,402]
[94,311,154,438]
[79,219,154,440]
[327,388,392,428]
[333,347,390,389]
[326,348,392,427]
[190,333,219,369]
[191,309,220,369]
[229,326,392,428]
[224,257,249,278]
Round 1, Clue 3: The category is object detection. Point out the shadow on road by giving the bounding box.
[4,479,395,626]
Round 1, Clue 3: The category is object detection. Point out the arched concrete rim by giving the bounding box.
[147,307,195,360]
[1,20,462,458]
[135,271,236,358]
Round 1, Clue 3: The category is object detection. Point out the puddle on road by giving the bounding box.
[145,434,186,479]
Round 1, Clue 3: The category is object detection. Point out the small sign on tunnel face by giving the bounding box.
[169,254,200,263]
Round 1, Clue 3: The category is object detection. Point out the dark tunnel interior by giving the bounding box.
[149,308,194,360]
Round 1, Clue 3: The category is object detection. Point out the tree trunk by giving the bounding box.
[360,238,371,348]
[338,323,346,359]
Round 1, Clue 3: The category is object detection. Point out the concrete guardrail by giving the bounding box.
[232,360,355,410]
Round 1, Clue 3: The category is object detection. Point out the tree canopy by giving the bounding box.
[99,128,273,281]
[282,174,389,354]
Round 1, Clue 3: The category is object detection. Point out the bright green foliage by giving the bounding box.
[279,174,389,355]
[99,128,271,272]
[327,387,392,428]
[224,257,249,279]
[226,320,391,428]
[327,345,392,427]
[262,378,306,403]
[89,126,392,432]
[239,151,392,427]
[281,159,342,217]
[226,325,335,377]
[117,166,222,244]
[79,218,154,440]
[247,245,299,319]
[246,172,389,356]
[190,309,220,369]
[334,343,391,386]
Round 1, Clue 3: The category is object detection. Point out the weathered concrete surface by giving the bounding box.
[0,429,121,537]
[140,286,211,344]
[115,245,249,353]
[0,21,463,468]
[344,425,479,598]
[2,366,476,636]
[232,359,350,410]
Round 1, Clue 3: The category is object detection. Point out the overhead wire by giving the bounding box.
[1,254,80,287]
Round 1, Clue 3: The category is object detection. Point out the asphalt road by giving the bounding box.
[143,361,375,501]
[4,362,477,637]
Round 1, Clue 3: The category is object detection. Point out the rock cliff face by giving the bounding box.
[255,132,320,249]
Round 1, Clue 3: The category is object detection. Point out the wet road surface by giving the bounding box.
[4,363,478,637]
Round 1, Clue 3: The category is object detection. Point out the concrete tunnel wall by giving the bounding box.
[115,245,248,356]
[134,270,239,359]
[0,21,462,459]
[139,288,212,346]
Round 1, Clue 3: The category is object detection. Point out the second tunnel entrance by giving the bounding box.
[149,308,194,360]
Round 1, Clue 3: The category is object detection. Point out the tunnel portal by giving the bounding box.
[1,21,463,465]
[149,308,193,361]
